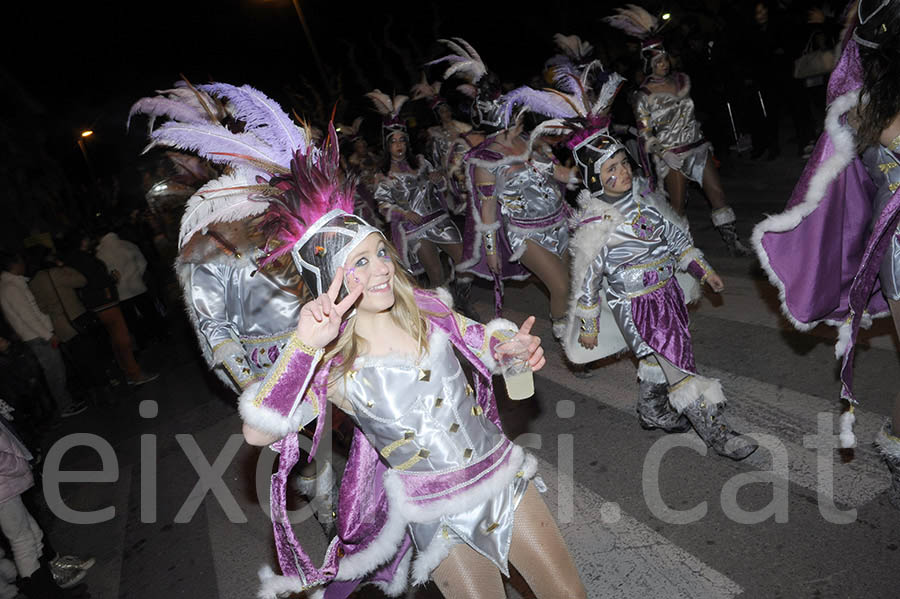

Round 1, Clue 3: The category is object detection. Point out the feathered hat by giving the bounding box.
[365,89,409,146]
[604,4,670,72]
[499,61,626,189]
[132,82,379,297]
[411,72,447,112]
[336,116,365,145]
[427,38,505,130]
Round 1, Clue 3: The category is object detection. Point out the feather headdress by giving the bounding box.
[336,116,364,143]
[426,38,488,84]
[428,38,507,129]
[366,89,409,142]
[411,73,447,110]
[127,79,226,133]
[604,4,670,69]
[553,33,594,63]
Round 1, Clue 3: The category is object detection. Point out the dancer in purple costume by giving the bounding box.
[753,0,900,507]
[236,126,586,598]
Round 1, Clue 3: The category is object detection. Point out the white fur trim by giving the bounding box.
[475,220,501,232]
[751,90,860,332]
[637,359,667,384]
[212,339,243,364]
[434,286,454,310]
[256,564,320,599]
[482,317,519,373]
[710,206,736,227]
[371,547,412,597]
[238,379,316,439]
[411,532,455,585]
[835,320,852,359]
[668,375,726,413]
[677,247,703,271]
[838,410,857,449]
[874,420,900,460]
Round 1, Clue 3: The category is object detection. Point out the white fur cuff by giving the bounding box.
[434,286,454,310]
[668,375,726,413]
[677,248,703,271]
[475,220,502,232]
[238,381,306,439]
[710,207,736,227]
[875,420,900,461]
[482,317,519,374]
[212,339,243,364]
[637,359,667,384]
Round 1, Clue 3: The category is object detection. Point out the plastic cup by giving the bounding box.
[497,339,534,400]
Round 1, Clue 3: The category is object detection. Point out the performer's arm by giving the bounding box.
[575,256,604,349]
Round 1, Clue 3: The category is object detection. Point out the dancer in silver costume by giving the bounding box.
[605,4,751,256]
[130,82,338,531]
[368,90,464,287]
[428,38,576,334]
[563,133,757,461]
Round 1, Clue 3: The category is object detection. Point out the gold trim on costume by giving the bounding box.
[253,335,322,407]
[380,431,416,458]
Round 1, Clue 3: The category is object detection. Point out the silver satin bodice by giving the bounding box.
[340,331,526,573]
[189,258,302,388]
[492,151,569,257]
[635,74,710,185]
[577,183,698,357]
[861,144,900,300]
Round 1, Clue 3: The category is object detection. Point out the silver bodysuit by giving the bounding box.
[491,151,569,259]
[374,165,462,251]
[339,330,528,575]
[576,185,704,360]
[635,73,711,186]
[188,258,303,389]
[861,143,900,300]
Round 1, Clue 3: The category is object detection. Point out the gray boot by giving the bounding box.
[711,207,752,257]
[682,399,758,461]
[450,277,479,321]
[874,421,900,509]
[295,463,337,537]
[637,380,691,433]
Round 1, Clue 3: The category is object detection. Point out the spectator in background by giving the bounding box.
[59,233,157,386]
[0,252,85,419]
[95,229,164,350]
[25,247,108,404]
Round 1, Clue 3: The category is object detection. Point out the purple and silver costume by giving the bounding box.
[564,178,711,373]
[634,73,711,186]
[374,163,462,275]
[238,290,536,598]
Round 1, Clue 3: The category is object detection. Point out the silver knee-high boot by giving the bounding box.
[636,360,691,433]
[711,207,751,257]
[669,375,758,460]
[294,461,337,536]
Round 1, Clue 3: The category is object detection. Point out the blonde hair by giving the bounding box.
[325,241,446,388]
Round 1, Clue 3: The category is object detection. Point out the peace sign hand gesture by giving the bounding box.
[296,267,366,349]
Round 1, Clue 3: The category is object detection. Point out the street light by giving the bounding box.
[662,12,672,20]
[77,130,95,182]
[81,130,93,138]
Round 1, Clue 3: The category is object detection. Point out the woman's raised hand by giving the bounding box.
[495,316,546,372]
[296,267,366,349]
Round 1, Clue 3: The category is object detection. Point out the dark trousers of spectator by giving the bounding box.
[96,305,143,382]
[120,292,164,349]
[60,332,108,396]
[23,339,72,415]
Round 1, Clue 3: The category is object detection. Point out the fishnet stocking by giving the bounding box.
[508,484,586,599]
[519,241,571,320]
[431,543,506,599]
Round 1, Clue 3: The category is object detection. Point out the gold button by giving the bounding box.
[484,522,499,533]
[463,448,473,459]
[471,406,483,416]
[418,448,431,458]
[515,470,524,478]
[434,397,444,408]
[449,423,459,433]
[418,369,431,382]
[404,431,415,440]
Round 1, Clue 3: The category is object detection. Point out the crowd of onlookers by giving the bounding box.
[0,216,171,597]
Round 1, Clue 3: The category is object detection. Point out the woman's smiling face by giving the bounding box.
[343,233,395,314]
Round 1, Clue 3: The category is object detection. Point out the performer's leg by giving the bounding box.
[636,357,691,433]
[441,241,464,265]
[417,240,446,287]
[508,484,586,599]
[705,162,751,256]
[431,543,505,599]
[701,160,727,210]
[875,299,900,508]
[519,240,569,321]
[664,169,688,215]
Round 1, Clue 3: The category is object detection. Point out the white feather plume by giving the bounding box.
[553,33,593,61]
[429,38,487,83]
[177,168,271,249]
[411,73,441,101]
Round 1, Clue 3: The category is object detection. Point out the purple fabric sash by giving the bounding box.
[632,277,696,373]
[265,290,504,596]
[508,205,568,229]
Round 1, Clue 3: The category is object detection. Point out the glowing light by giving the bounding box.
[662,12,671,20]
[81,130,93,138]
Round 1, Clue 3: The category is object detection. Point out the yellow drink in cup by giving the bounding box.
[497,339,534,400]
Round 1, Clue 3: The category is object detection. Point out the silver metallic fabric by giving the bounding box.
[635,75,711,185]
[188,257,303,388]
[861,144,900,300]
[339,331,527,574]
[491,152,569,258]
[576,184,702,359]
[374,168,462,245]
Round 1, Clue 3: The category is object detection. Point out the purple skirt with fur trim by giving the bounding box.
[631,277,696,374]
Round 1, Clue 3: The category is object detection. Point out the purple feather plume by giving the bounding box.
[127,97,208,132]
[500,87,579,125]
[148,122,286,174]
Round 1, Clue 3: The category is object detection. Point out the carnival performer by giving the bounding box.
[429,39,577,333]
[605,4,752,257]
[562,133,756,459]
[367,90,465,291]
[129,81,338,529]
[411,74,483,215]
[222,113,586,598]
[753,0,900,507]
[337,117,383,228]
